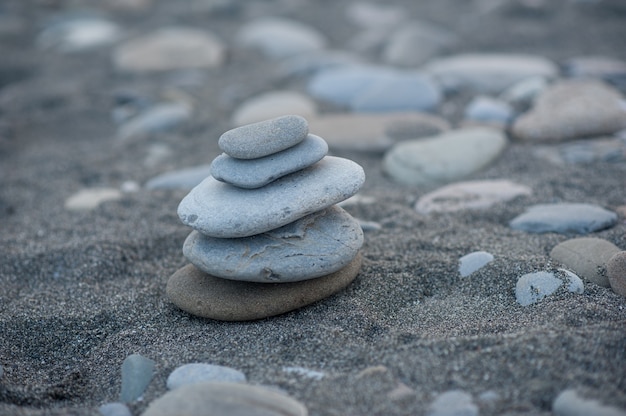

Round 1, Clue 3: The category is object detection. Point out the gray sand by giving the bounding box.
[1,1,625,415]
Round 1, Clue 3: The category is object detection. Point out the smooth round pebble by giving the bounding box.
[427,390,478,416]
[120,354,155,403]
[510,203,618,234]
[38,17,121,53]
[383,127,507,186]
[167,253,362,321]
[235,17,326,59]
[218,115,308,159]
[415,179,532,214]
[515,271,562,306]
[459,251,494,277]
[65,188,122,211]
[512,79,626,142]
[464,96,514,124]
[184,206,363,282]
[553,389,626,416]
[550,237,621,287]
[606,251,626,297]
[167,364,246,390]
[178,156,365,238]
[118,102,192,141]
[210,134,328,189]
[230,91,317,127]
[142,382,308,416]
[113,27,226,71]
[382,21,456,67]
[98,402,132,416]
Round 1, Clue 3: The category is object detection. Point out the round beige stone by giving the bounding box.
[549,237,621,287]
[142,382,307,416]
[166,252,362,321]
[607,251,626,298]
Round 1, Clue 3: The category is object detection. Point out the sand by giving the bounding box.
[1,0,625,415]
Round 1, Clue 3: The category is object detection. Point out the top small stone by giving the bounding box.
[218,115,308,159]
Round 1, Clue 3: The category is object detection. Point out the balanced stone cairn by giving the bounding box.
[167,115,366,321]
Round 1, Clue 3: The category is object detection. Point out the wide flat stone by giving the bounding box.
[512,80,626,142]
[382,127,507,186]
[183,206,363,282]
[178,156,365,238]
[218,115,308,159]
[210,134,328,189]
[166,253,362,321]
[166,364,246,390]
[550,237,621,287]
[415,179,531,214]
[142,382,308,416]
[510,203,618,234]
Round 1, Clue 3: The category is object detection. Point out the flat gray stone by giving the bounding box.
[464,96,514,124]
[210,134,328,189]
[118,103,192,141]
[120,354,155,403]
[512,80,626,142]
[145,164,212,190]
[37,17,121,53]
[183,206,363,282]
[219,115,308,159]
[178,156,365,238]
[166,253,362,321]
[142,382,308,416]
[382,20,457,67]
[382,127,508,186]
[427,390,478,416]
[550,237,621,287]
[166,364,246,390]
[553,389,626,416]
[510,203,618,234]
[99,403,132,416]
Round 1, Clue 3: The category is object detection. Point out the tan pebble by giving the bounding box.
[607,251,626,297]
[166,253,362,321]
[356,365,388,379]
[549,237,621,287]
[387,382,415,401]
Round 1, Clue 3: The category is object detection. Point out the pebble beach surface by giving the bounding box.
[1,0,625,415]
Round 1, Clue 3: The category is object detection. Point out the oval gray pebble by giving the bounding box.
[167,363,246,390]
[218,115,308,159]
[510,203,617,234]
[178,156,365,238]
[183,205,363,282]
[142,382,308,416]
[210,134,328,189]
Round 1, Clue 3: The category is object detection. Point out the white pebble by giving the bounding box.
[427,390,478,416]
[515,271,562,306]
[64,188,122,211]
[459,251,494,277]
[553,389,626,416]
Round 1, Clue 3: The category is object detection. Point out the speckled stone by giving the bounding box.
[550,237,621,287]
[183,206,363,282]
[142,382,308,416]
[218,115,308,159]
[166,253,362,321]
[210,134,328,189]
[178,156,365,238]
[606,251,626,297]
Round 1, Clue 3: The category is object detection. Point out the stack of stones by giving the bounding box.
[167,115,366,321]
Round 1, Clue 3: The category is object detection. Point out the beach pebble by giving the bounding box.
[118,102,192,141]
[235,17,326,58]
[282,366,325,380]
[550,238,621,287]
[166,363,246,390]
[464,96,514,124]
[423,53,558,93]
[534,137,626,165]
[512,80,626,142]
[459,251,494,277]
[65,188,122,211]
[510,203,618,234]
[382,21,457,67]
[607,251,626,297]
[415,179,532,214]
[178,156,365,238]
[219,115,308,159]
[231,91,317,127]
[309,112,449,152]
[98,402,132,416]
[553,389,626,416]
[183,206,363,282]
[499,76,549,108]
[560,269,585,294]
[143,382,308,416]
[278,50,362,78]
[427,390,478,416]
[515,271,563,306]
[349,72,441,113]
[37,17,120,53]
[210,134,327,189]
[345,2,406,28]
[563,56,626,83]
[113,27,226,71]
[120,354,155,403]
[166,253,362,321]
[382,127,508,186]
[145,165,212,190]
